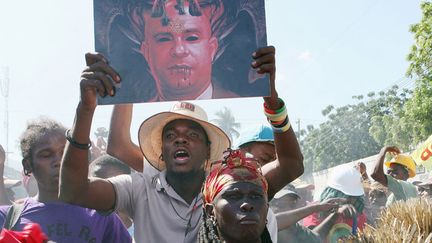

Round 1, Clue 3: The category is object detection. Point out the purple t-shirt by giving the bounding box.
[0,198,131,243]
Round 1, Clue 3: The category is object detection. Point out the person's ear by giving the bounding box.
[22,158,33,176]
[209,37,218,62]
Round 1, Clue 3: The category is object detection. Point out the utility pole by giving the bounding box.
[0,67,10,165]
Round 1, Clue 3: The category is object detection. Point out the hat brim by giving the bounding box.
[138,112,231,171]
[273,192,301,199]
[328,184,365,197]
[273,190,301,200]
[238,140,274,148]
[385,161,416,178]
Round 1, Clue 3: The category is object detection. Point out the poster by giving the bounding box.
[411,134,432,170]
[94,0,269,104]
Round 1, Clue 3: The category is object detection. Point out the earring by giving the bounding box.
[24,168,31,176]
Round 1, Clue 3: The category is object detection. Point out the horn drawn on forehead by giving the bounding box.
[151,0,203,26]
[188,0,202,16]
[151,0,166,17]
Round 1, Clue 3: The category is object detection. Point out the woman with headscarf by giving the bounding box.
[199,149,272,243]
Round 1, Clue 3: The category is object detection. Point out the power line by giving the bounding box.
[301,77,415,148]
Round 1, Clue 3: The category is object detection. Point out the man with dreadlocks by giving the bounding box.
[199,149,272,243]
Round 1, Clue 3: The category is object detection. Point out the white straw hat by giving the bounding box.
[138,102,231,171]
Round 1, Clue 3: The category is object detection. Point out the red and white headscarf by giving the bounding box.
[203,149,268,204]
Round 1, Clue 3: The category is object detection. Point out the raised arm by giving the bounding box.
[371,146,400,187]
[0,145,11,205]
[313,204,357,240]
[253,46,304,198]
[276,198,343,230]
[107,104,143,172]
[59,53,121,211]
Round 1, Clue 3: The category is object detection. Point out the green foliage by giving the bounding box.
[407,2,432,81]
[404,1,432,143]
[300,2,432,174]
[301,86,412,174]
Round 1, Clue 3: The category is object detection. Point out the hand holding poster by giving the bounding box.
[411,134,432,170]
[93,0,269,104]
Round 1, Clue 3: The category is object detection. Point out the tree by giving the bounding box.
[299,2,432,174]
[368,86,414,151]
[212,107,241,142]
[301,96,381,173]
[300,85,412,174]
[405,1,432,144]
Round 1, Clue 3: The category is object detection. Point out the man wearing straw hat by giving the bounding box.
[371,146,418,206]
[59,45,304,242]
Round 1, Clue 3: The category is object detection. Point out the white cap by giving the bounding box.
[327,166,364,196]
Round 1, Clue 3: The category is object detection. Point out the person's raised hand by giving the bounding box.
[380,146,401,157]
[80,53,121,111]
[318,198,347,212]
[251,46,279,108]
[337,204,357,218]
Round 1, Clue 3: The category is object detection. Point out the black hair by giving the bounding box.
[198,208,272,243]
[89,154,131,178]
[19,117,66,166]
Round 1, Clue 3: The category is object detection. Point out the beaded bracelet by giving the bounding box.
[264,98,291,133]
[65,129,92,150]
[271,119,291,133]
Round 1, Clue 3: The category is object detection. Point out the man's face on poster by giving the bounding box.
[140,1,218,100]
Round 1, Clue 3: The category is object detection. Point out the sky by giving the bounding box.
[0,0,423,171]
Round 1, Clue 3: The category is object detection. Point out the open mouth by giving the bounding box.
[174,149,190,161]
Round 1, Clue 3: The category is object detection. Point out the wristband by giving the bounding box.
[272,120,291,133]
[264,98,291,133]
[65,129,91,150]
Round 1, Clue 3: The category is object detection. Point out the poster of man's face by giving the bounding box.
[94,0,269,104]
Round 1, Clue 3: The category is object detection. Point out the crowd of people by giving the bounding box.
[2,104,431,243]
[0,0,431,242]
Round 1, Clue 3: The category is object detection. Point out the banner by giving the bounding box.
[411,134,432,170]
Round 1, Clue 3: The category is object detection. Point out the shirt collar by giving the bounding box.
[154,170,203,207]
[195,83,213,100]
